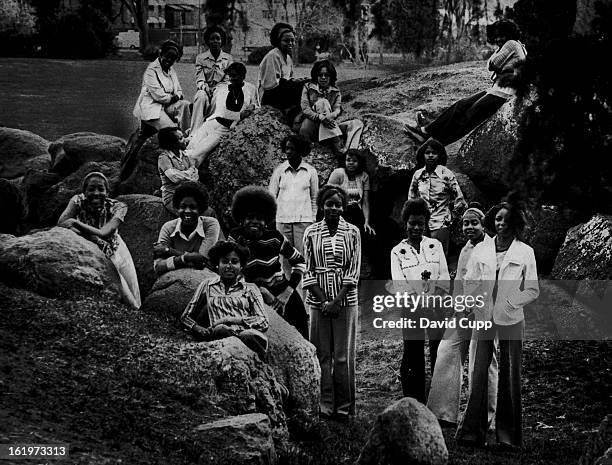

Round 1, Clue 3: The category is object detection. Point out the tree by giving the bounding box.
[0,0,36,34]
[494,0,503,19]
[389,0,438,58]
[369,0,392,64]
[118,0,149,51]
[331,0,366,63]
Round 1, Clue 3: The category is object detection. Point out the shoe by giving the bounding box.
[416,111,428,127]
[403,123,428,144]
[438,419,458,429]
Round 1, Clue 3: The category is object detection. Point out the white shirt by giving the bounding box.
[269,161,319,223]
[206,81,260,127]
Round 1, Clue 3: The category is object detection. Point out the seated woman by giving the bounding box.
[327,149,375,236]
[58,172,141,309]
[186,62,259,168]
[153,182,221,276]
[299,60,363,156]
[408,139,466,256]
[257,22,307,123]
[121,40,191,181]
[228,186,309,339]
[179,241,269,361]
[190,26,233,134]
[404,19,527,146]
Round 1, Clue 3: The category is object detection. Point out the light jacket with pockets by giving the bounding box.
[133,58,183,121]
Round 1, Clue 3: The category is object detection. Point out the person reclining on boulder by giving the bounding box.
[298,60,363,159]
[186,62,259,168]
[404,19,527,146]
[153,182,220,276]
[58,171,141,309]
[227,186,310,339]
[179,240,269,361]
[121,40,191,181]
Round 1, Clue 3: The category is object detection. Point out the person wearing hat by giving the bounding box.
[257,22,308,123]
[190,26,233,134]
[404,19,527,146]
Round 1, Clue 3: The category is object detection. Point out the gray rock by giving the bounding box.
[0,227,122,301]
[22,153,51,172]
[552,214,612,280]
[19,169,63,227]
[115,135,163,197]
[36,161,120,226]
[356,397,448,465]
[579,414,612,465]
[49,132,126,177]
[0,127,50,179]
[195,413,277,465]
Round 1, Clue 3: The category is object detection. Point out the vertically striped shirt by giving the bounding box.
[302,217,362,310]
[228,227,306,295]
[180,275,268,332]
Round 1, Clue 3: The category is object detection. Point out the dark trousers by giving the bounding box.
[425,90,506,146]
[400,307,446,403]
[120,122,158,181]
[279,289,309,340]
[457,320,524,446]
[262,80,305,124]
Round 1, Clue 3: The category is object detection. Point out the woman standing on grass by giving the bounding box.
[303,185,361,421]
[427,203,498,428]
[408,139,466,257]
[58,172,141,309]
[456,194,539,448]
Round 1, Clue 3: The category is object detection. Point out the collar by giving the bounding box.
[171,217,206,240]
[201,50,230,61]
[282,160,308,172]
[418,165,446,179]
[307,82,340,93]
[208,273,247,289]
[498,237,525,266]
[152,58,171,74]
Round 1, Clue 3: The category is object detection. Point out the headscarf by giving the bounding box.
[82,171,110,193]
[462,207,485,221]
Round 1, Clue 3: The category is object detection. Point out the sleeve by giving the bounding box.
[58,195,80,224]
[153,222,176,275]
[199,217,221,259]
[180,281,208,330]
[330,91,342,118]
[259,52,282,91]
[144,67,173,104]
[300,86,319,121]
[243,285,269,332]
[310,168,319,218]
[408,172,420,200]
[342,227,361,287]
[488,40,518,73]
[268,166,281,199]
[194,55,207,90]
[173,69,183,97]
[301,227,317,289]
[279,232,305,288]
[436,242,451,294]
[327,168,344,187]
[507,246,540,308]
[463,252,484,303]
[110,200,127,222]
[164,167,198,184]
[362,172,370,192]
[448,172,467,213]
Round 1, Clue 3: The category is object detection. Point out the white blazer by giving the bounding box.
[133,58,183,121]
[464,237,539,325]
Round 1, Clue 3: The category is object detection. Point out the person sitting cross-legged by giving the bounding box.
[179,240,269,361]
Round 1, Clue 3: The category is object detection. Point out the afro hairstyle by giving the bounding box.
[209,240,250,267]
[310,59,338,86]
[203,26,227,46]
[281,133,312,157]
[400,197,431,225]
[484,191,527,239]
[231,185,277,224]
[172,181,209,212]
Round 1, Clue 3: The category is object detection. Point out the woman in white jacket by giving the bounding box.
[456,195,539,448]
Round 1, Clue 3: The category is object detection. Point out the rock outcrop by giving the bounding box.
[356,397,448,465]
[49,132,125,177]
[115,135,163,197]
[0,178,28,235]
[0,127,50,179]
[19,169,63,226]
[0,227,122,301]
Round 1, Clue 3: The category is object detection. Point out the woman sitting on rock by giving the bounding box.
[179,240,269,361]
[327,149,375,236]
[190,26,233,134]
[257,23,307,124]
[153,182,220,276]
[58,171,141,309]
[228,186,309,339]
[404,19,527,146]
[121,40,191,181]
[303,185,361,421]
[299,60,364,157]
[186,62,259,168]
[408,139,466,256]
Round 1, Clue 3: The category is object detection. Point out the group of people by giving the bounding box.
[57,17,539,450]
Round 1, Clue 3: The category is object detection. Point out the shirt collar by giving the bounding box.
[201,50,230,61]
[171,217,206,240]
[418,165,446,179]
[308,82,339,93]
[282,160,308,172]
[208,273,247,289]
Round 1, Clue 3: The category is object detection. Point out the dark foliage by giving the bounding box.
[388,0,438,57]
[247,45,274,65]
[298,45,317,64]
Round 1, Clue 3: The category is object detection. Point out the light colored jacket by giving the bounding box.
[133,58,183,121]
[195,50,233,91]
[464,237,539,325]
[257,47,293,101]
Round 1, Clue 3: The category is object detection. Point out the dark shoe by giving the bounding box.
[403,123,428,144]
[416,111,428,127]
[438,419,457,429]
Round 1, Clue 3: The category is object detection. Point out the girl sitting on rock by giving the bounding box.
[154,182,220,276]
[228,186,309,339]
[298,60,364,157]
[179,240,269,361]
[58,171,141,309]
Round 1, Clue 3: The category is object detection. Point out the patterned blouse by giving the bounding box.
[69,194,127,257]
[328,168,370,208]
[302,217,362,310]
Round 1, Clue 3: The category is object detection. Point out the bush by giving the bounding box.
[298,45,316,64]
[247,45,273,65]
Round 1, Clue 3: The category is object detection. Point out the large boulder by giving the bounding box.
[195,413,277,465]
[22,153,51,172]
[0,227,122,301]
[115,135,162,197]
[49,132,125,177]
[0,127,50,179]
[552,214,612,280]
[143,268,321,417]
[356,397,448,465]
[0,178,28,234]
[36,161,120,226]
[19,169,63,227]
[116,194,166,297]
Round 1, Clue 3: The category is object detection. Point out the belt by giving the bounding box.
[314,266,343,275]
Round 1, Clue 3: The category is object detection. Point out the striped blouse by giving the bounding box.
[302,217,362,309]
[180,275,268,333]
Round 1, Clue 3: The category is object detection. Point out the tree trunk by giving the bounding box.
[379,43,383,65]
[353,26,361,64]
